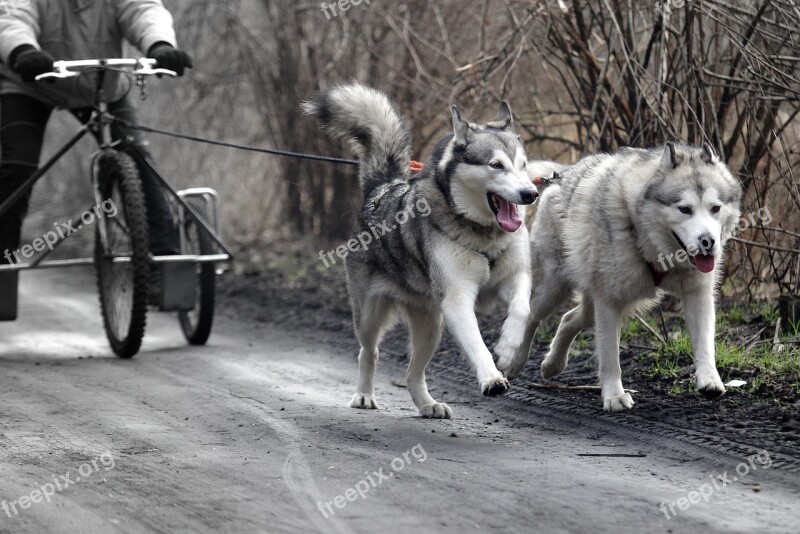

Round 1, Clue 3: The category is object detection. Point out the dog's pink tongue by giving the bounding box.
[495,196,522,232]
[691,254,716,273]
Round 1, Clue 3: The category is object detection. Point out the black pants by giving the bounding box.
[0,93,179,264]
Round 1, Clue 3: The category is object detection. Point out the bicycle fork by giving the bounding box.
[92,77,115,256]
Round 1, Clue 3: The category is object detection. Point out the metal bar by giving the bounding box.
[52,58,156,70]
[128,146,234,259]
[177,190,222,259]
[27,205,98,269]
[0,258,94,271]
[0,253,230,272]
[151,254,230,264]
[0,126,90,219]
[103,254,229,264]
[178,188,223,237]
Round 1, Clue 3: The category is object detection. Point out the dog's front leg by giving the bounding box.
[595,300,634,411]
[442,290,510,397]
[680,284,725,398]
[494,269,531,377]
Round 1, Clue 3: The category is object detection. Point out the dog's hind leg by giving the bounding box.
[498,279,569,380]
[405,306,451,418]
[681,283,726,398]
[350,296,394,410]
[541,294,594,379]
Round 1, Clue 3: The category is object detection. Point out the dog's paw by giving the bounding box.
[349,393,378,410]
[481,375,510,397]
[494,338,517,366]
[495,357,520,380]
[603,393,635,412]
[695,369,726,399]
[418,402,452,419]
[540,352,568,379]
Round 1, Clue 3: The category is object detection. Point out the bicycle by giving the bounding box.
[0,58,232,357]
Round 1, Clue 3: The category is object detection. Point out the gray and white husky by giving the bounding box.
[304,83,537,418]
[498,144,742,411]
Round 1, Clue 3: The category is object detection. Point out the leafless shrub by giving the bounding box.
[148,0,797,298]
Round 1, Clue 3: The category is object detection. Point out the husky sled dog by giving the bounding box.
[497,144,742,411]
[304,83,538,418]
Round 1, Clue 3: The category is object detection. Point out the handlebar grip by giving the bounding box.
[34,71,76,81]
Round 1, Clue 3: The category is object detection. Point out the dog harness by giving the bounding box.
[648,263,666,287]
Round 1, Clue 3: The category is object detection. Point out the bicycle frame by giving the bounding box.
[0,60,233,274]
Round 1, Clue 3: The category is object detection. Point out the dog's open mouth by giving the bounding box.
[672,232,715,273]
[488,193,522,232]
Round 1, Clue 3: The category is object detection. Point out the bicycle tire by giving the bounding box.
[178,201,216,345]
[94,150,150,358]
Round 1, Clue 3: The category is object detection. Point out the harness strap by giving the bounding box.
[648,263,666,287]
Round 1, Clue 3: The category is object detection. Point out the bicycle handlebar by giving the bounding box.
[35,58,177,81]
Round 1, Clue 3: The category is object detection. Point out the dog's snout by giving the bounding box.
[698,233,716,253]
[519,189,539,205]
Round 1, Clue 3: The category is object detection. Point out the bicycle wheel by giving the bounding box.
[94,151,150,358]
[178,201,216,345]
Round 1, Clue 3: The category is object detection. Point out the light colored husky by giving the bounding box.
[304,83,538,418]
[498,144,742,411]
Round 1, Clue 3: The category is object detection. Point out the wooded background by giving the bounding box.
[29,0,800,299]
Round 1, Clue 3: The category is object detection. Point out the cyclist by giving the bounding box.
[0,0,192,303]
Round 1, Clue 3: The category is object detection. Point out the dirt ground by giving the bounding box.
[0,267,798,533]
[224,258,800,461]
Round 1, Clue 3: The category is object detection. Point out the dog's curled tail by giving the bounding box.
[527,160,568,186]
[302,83,412,193]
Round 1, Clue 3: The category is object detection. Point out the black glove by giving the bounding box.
[10,45,55,82]
[147,42,193,76]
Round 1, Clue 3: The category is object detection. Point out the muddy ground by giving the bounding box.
[222,257,800,462]
[0,266,797,533]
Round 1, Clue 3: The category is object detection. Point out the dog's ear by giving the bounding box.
[662,142,682,168]
[451,105,470,145]
[488,101,513,131]
[701,142,719,164]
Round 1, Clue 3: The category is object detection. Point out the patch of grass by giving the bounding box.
[716,341,800,395]
[724,305,747,326]
[668,382,688,396]
[785,316,800,338]
[574,332,589,351]
[759,303,780,324]
[621,318,643,342]
[647,332,692,380]
[641,326,800,399]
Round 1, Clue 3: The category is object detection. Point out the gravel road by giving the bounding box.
[0,269,798,533]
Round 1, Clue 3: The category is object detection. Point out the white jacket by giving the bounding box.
[0,0,178,108]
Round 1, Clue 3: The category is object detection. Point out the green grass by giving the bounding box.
[621,318,643,342]
[574,332,590,351]
[648,331,692,380]
[724,305,747,325]
[759,303,780,324]
[784,316,800,338]
[646,329,800,396]
[637,301,800,398]
[715,341,800,395]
